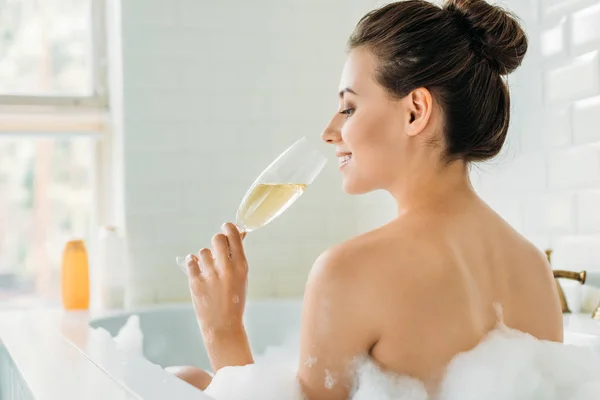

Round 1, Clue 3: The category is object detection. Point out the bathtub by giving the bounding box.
[90,301,600,371]
[89,299,304,370]
[0,300,303,400]
[2,300,600,400]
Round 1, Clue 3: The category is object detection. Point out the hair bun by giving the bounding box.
[443,0,528,75]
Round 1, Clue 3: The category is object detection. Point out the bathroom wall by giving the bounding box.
[471,0,600,280]
[118,0,600,306]
[119,0,394,305]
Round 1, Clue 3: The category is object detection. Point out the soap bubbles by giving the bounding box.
[103,315,600,400]
[205,326,600,400]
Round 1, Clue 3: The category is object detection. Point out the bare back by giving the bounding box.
[357,196,563,387]
[298,195,563,400]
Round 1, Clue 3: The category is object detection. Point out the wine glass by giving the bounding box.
[175,136,328,273]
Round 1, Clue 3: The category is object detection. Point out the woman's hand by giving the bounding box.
[185,222,253,371]
[186,222,248,336]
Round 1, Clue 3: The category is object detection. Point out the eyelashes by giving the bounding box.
[339,108,355,118]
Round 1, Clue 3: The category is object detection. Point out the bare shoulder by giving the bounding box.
[301,218,450,367]
[300,220,431,354]
[502,221,554,274]
[486,202,552,267]
[306,219,436,307]
[296,226,407,399]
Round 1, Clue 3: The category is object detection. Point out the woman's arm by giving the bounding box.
[185,223,254,371]
[186,223,378,399]
[201,324,254,372]
[297,248,380,400]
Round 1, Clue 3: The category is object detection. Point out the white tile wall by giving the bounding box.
[576,190,600,233]
[573,96,600,144]
[571,3,600,47]
[476,0,600,287]
[520,106,572,151]
[118,0,600,306]
[544,51,600,103]
[552,235,600,269]
[541,17,567,56]
[548,146,600,189]
[119,0,380,305]
[523,193,576,234]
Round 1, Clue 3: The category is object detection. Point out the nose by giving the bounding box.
[321,113,343,144]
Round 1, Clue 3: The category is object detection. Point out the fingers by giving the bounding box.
[192,224,246,279]
[186,254,201,278]
[211,233,230,271]
[222,223,246,265]
[198,248,216,277]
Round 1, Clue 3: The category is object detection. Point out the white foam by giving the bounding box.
[113,315,144,357]
[204,326,600,400]
[352,362,428,400]
[205,337,304,400]
[304,355,318,368]
[101,315,600,399]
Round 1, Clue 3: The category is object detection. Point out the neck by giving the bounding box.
[388,160,476,215]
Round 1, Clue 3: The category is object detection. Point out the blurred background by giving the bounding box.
[0,0,599,310]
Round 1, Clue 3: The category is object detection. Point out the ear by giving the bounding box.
[404,87,433,137]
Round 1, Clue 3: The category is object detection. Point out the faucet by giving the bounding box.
[545,249,600,320]
[546,249,587,314]
[552,270,587,314]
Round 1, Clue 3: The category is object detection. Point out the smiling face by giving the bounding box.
[321,47,426,195]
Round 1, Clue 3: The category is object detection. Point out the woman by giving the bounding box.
[173,0,562,398]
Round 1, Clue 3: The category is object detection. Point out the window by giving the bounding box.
[0,0,108,306]
[0,0,107,103]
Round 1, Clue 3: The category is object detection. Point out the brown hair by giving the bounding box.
[348,0,528,162]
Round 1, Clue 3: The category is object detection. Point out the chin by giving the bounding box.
[342,178,373,195]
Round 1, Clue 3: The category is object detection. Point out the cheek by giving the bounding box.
[342,115,372,147]
[342,112,395,153]
[339,119,355,145]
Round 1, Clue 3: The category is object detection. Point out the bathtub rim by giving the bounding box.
[88,297,304,323]
[0,307,212,400]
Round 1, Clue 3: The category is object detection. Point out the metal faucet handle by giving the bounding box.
[546,249,587,314]
[546,248,600,320]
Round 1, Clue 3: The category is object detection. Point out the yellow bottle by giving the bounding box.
[61,240,90,310]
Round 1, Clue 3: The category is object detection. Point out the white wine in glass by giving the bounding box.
[176,137,327,272]
[235,182,308,232]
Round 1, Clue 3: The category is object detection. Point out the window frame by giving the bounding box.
[0,0,115,303]
[0,0,112,219]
